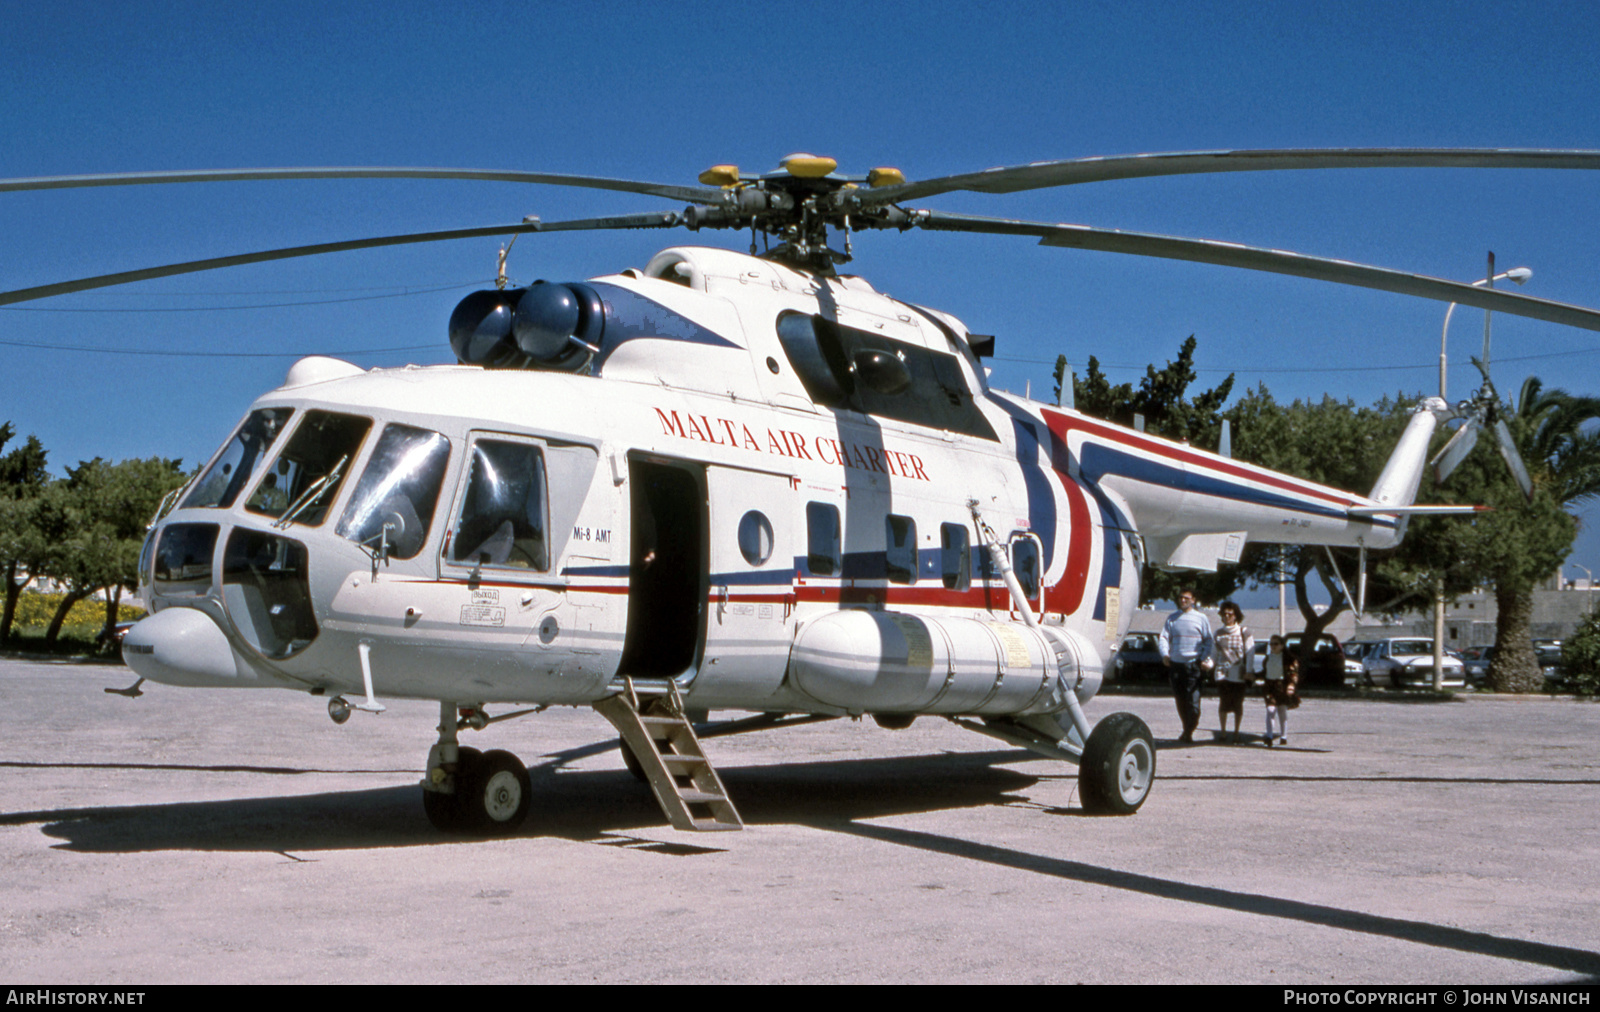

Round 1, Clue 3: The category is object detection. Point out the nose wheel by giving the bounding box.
[422,746,532,835]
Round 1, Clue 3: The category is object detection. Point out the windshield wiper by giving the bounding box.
[272,456,349,530]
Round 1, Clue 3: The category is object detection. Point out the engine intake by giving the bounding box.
[449,281,605,372]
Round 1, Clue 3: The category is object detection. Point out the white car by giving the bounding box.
[1362,638,1466,688]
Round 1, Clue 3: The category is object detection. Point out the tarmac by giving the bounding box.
[1,656,1597,985]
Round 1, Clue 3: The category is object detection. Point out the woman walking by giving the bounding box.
[1213,601,1254,743]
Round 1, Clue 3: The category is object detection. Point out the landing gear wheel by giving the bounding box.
[619,741,649,783]
[460,749,531,835]
[1078,712,1156,815]
[422,746,481,833]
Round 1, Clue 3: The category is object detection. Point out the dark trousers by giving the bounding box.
[1168,661,1205,737]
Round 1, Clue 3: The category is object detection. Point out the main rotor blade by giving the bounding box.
[0,211,683,306]
[0,167,723,205]
[914,211,1600,334]
[862,148,1600,205]
[1491,418,1537,500]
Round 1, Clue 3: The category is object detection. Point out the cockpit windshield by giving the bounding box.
[246,410,372,526]
[336,424,451,560]
[181,407,294,510]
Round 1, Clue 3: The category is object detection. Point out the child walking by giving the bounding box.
[1262,635,1300,747]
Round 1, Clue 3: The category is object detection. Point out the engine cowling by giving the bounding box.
[448,281,604,372]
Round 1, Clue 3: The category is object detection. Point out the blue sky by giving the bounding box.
[4,0,1600,589]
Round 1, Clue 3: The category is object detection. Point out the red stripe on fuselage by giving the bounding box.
[1040,408,1359,508]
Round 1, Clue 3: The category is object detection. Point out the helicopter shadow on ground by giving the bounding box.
[22,746,1052,854]
[836,820,1600,980]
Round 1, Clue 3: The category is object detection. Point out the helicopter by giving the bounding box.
[5,149,1600,834]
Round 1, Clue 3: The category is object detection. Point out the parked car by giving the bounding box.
[1535,640,1565,689]
[1362,637,1466,688]
[1343,641,1381,684]
[1459,645,1495,685]
[1110,632,1165,682]
[1283,632,1348,687]
[1243,633,1349,685]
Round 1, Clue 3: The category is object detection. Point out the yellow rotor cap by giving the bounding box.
[698,164,741,187]
[781,153,838,178]
[867,166,905,187]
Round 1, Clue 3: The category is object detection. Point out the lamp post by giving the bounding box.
[1433,255,1532,690]
[1572,564,1596,616]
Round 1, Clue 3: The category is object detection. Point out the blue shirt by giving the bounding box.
[1160,608,1215,664]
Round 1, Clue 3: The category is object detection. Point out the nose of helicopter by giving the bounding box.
[122,606,277,687]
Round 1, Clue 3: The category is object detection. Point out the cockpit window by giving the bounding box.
[246,411,371,526]
[336,424,451,560]
[775,312,997,441]
[449,439,549,571]
[181,407,294,510]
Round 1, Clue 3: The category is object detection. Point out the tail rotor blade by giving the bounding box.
[1492,418,1536,500]
[1431,421,1481,483]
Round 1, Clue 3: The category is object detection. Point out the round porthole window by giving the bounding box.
[738,510,774,566]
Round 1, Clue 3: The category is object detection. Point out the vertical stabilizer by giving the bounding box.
[1368,397,1450,507]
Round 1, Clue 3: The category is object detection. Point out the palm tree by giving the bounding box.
[1476,379,1600,691]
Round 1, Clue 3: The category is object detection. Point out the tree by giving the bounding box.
[33,456,185,646]
[0,424,50,644]
[1446,379,1600,691]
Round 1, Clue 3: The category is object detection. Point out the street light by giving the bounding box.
[1433,255,1532,690]
[1439,258,1532,400]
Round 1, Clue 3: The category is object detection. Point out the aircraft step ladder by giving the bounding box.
[593,679,743,832]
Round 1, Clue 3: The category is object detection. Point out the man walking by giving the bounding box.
[1159,588,1214,743]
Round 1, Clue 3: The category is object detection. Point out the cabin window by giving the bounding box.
[1011,535,1041,601]
[806,502,841,577]
[774,311,998,441]
[221,528,318,659]
[336,424,452,561]
[450,439,550,571]
[738,510,774,566]
[886,514,917,585]
[182,407,294,510]
[245,410,372,526]
[941,522,970,591]
[153,523,219,586]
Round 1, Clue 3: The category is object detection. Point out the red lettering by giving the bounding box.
[851,444,871,470]
[654,408,687,438]
[699,415,725,445]
[719,418,741,446]
[864,446,889,473]
[787,431,813,460]
[743,425,762,451]
[814,437,836,465]
[910,454,929,481]
[768,430,791,456]
[685,415,709,441]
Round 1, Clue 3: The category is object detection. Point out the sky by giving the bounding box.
[4,0,1600,592]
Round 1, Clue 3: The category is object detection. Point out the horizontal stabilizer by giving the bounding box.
[1347,504,1489,516]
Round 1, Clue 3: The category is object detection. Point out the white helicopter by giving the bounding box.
[6,150,1600,834]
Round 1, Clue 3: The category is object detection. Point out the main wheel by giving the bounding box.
[1079,712,1156,815]
[460,749,531,835]
[619,740,649,783]
[421,746,481,833]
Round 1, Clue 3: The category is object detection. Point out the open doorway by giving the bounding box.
[618,458,706,679]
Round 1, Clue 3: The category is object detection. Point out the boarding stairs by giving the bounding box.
[593,679,743,832]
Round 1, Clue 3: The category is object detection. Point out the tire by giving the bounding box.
[460,749,531,835]
[1079,712,1156,815]
[421,746,481,833]
[619,740,649,783]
